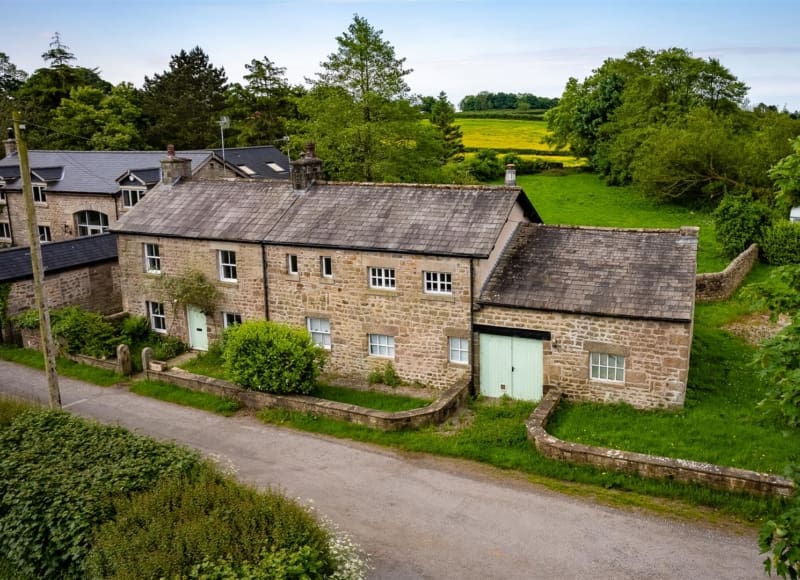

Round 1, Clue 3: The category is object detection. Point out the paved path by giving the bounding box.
[0,361,764,579]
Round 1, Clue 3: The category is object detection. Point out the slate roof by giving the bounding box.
[0,233,118,283]
[112,180,298,242]
[117,168,162,186]
[268,182,539,257]
[210,146,290,179]
[479,224,698,321]
[0,150,213,194]
[113,180,538,257]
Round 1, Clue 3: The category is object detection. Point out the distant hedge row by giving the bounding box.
[455,110,546,120]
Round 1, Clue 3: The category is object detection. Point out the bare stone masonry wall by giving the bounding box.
[528,390,794,497]
[474,306,692,409]
[695,243,758,302]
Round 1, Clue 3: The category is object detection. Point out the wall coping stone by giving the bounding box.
[142,360,469,431]
[527,389,794,497]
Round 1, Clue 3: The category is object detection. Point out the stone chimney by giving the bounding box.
[3,128,16,157]
[504,163,516,187]
[290,142,324,191]
[160,144,192,185]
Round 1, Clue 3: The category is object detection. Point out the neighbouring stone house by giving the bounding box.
[0,233,120,341]
[112,146,698,408]
[0,141,289,248]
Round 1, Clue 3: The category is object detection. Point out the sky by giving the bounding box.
[3,0,800,111]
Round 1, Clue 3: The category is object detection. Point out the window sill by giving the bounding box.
[320,277,335,285]
[220,279,238,285]
[368,354,395,359]
[366,288,398,297]
[421,292,455,303]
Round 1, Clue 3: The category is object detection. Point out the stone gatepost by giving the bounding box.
[116,344,132,376]
[141,347,153,379]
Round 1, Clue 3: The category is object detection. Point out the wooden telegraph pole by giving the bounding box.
[12,111,61,409]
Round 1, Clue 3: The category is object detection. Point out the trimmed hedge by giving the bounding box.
[712,193,772,258]
[761,221,800,265]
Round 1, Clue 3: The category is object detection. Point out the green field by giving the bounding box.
[517,173,728,273]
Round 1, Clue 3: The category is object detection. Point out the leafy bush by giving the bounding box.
[117,315,153,345]
[86,467,333,580]
[12,308,40,329]
[761,221,800,265]
[466,149,503,181]
[223,321,326,395]
[367,362,402,387]
[712,193,772,257]
[0,410,200,579]
[51,306,116,358]
[759,466,800,580]
[151,335,188,360]
[501,153,564,175]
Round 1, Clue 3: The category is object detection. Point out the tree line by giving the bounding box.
[458,91,558,112]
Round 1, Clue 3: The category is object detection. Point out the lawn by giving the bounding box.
[130,380,241,416]
[517,172,728,273]
[0,345,123,386]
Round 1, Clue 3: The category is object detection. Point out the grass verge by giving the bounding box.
[257,399,786,524]
[548,265,799,475]
[316,384,432,412]
[0,345,123,386]
[130,380,241,416]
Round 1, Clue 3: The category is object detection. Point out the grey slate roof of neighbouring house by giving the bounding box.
[210,146,290,179]
[0,151,214,194]
[479,223,698,321]
[0,233,118,283]
[112,180,541,257]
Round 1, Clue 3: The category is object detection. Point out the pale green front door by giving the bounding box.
[187,306,208,351]
[479,334,543,402]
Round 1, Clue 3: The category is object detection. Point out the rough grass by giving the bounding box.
[0,345,123,386]
[548,265,799,475]
[315,384,432,412]
[180,350,229,380]
[0,395,39,427]
[459,118,557,152]
[518,172,728,273]
[130,380,241,416]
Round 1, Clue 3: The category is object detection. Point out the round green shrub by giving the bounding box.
[761,221,800,265]
[712,192,772,258]
[467,149,503,182]
[85,466,333,580]
[223,321,325,395]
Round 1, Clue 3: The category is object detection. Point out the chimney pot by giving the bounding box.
[504,163,516,187]
[167,144,175,158]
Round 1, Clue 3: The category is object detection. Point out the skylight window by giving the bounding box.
[237,165,256,176]
[267,162,285,172]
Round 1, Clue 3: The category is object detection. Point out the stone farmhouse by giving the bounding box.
[112,145,698,409]
[0,140,289,248]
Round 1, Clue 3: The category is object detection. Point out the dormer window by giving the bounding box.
[122,188,146,208]
[33,184,46,204]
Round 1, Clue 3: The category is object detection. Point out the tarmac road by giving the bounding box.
[0,360,764,579]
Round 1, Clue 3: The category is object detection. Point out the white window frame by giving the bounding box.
[0,189,6,203]
[219,250,237,282]
[424,271,452,294]
[449,337,469,364]
[368,334,395,358]
[0,222,10,240]
[32,184,46,204]
[320,256,333,278]
[287,254,298,275]
[144,243,161,273]
[147,301,166,333]
[590,352,625,382]
[369,267,396,290]
[307,317,331,349]
[122,188,146,208]
[223,312,242,328]
[75,210,109,236]
[38,225,52,243]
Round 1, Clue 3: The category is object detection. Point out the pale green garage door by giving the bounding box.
[479,334,543,401]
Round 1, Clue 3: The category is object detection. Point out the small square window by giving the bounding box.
[0,223,10,240]
[449,337,468,364]
[287,254,298,275]
[424,271,452,294]
[307,317,331,349]
[368,334,395,358]
[122,188,145,208]
[369,267,396,290]
[147,301,166,333]
[320,256,333,278]
[144,243,161,273]
[219,250,237,282]
[590,352,625,382]
[223,312,242,328]
[33,184,46,204]
[38,225,52,243]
